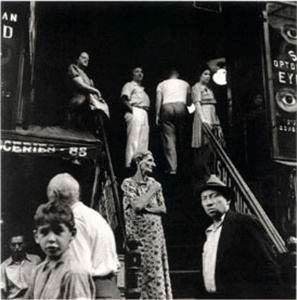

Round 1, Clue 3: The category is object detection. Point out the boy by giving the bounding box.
[25,200,95,299]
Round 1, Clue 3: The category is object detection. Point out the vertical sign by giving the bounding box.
[1,3,26,129]
[264,3,297,162]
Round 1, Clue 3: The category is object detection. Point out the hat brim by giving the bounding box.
[197,184,235,203]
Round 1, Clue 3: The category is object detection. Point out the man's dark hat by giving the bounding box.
[198,174,235,202]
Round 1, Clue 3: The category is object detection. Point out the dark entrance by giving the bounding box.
[33,2,229,176]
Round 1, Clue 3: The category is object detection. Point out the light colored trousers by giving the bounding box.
[160,102,187,173]
[124,107,149,167]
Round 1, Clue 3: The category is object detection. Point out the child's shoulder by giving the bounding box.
[31,259,47,276]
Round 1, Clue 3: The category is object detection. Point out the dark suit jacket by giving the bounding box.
[202,210,282,299]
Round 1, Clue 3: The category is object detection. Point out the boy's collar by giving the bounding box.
[43,249,70,271]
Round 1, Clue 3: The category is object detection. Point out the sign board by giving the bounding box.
[1,3,27,129]
[264,3,297,162]
[0,130,101,160]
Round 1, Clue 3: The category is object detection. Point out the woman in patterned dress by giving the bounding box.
[121,151,172,300]
[191,65,225,187]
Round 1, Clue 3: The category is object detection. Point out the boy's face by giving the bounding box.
[34,223,75,260]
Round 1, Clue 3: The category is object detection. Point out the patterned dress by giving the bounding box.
[121,177,172,299]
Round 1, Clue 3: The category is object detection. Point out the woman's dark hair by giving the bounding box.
[73,51,88,61]
[197,63,211,79]
[131,66,143,76]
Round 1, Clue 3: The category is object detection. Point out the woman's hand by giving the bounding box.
[132,182,161,212]
[145,204,166,215]
[149,182,161,194]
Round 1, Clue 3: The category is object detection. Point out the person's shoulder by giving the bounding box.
[32,260,47,274]
[156,80,164,88]
[178,78,189,85]
[147,176,159,185]
[121,177,134,187]
[68,64,81,78]
[192,82,201,88]
[229,210,261,227]
[68,63,77,71]
[27,253,42,263]
[1,256,12,267]
[122,81,134,88]
[121,81,134,95]
[76,202,101,216]
[78,202,110,226]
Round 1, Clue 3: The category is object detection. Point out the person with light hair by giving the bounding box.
[121,151,172,299]
[47,173,121,299]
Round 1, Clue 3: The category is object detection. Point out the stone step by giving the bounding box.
[167,245,201,271]
[163,223,206,246]
[170,270,203,299]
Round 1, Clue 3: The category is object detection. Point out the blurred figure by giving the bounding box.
[156,69,191,175]
[1,232,41,299]
[277,236,297,298]
[47,173,121,299]
[121,151,172,299]
[121,67,150,168]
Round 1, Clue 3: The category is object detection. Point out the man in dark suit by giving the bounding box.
[198,174,282,299]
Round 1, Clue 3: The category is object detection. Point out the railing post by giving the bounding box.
[125,238,141,299]
[97,112,127,244]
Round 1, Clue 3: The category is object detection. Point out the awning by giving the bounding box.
[1,126,102,160]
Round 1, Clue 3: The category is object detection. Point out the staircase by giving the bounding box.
[159,123,288,299]
[161,175,208,298]
[100,115,288,298]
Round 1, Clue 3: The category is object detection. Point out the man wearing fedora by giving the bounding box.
[198,174,282,299]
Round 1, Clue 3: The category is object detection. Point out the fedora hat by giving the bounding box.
[197,174,235,202]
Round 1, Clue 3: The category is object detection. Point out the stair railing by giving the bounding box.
[203,122,287,254]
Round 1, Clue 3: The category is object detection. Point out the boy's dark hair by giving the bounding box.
[34,200,75,232]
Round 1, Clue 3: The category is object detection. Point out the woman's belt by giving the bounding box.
[132,105,149,112]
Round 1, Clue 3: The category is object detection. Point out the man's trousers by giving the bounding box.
[160,102,187,174]
[124,107,149,167]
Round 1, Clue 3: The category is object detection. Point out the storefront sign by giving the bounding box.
[1,3,26,129]
[265,3,297,161]
[0,138,100,160]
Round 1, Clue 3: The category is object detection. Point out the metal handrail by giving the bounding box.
[203,123,287,253]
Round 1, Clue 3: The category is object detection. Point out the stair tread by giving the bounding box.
[170,270,200,274]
